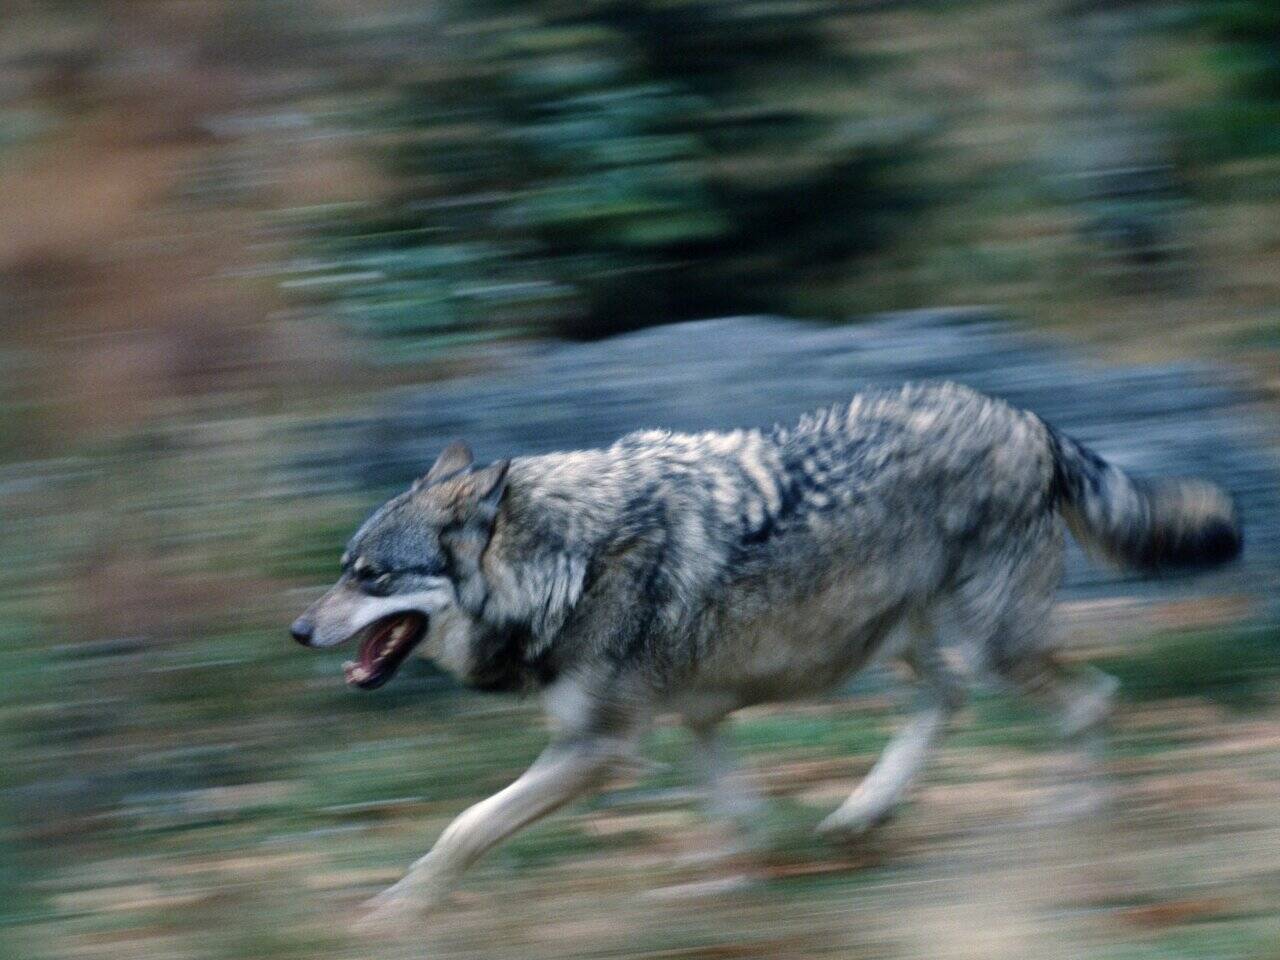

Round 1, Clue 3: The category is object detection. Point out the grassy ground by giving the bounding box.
[11,624,1280,960]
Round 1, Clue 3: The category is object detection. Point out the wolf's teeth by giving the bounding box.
[392,623,409,642]
[344,660,371,682]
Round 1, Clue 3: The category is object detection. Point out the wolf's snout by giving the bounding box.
[290,616,315,646]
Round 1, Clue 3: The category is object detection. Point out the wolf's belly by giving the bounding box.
[677,590,911,712]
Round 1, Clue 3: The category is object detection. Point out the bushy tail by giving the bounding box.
[1046,425,1242,573]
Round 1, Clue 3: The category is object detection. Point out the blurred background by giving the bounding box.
[2,2,1279,958]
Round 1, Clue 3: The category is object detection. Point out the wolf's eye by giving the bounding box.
[359,570,393,596]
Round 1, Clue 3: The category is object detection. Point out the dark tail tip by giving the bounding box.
[1139,483,1244,573]
[1160,516,1243,571]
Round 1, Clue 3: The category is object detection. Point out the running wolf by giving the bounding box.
[290,381,1241,920]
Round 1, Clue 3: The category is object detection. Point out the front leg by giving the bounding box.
[362,733,624,922]
[364,548,662,925]
[690,721,766,841]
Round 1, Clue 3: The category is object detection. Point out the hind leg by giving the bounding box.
[818,630,965,839]
[1000,653,1118,820]
[955,520,1116,816]
[1001,654,1118,741]
[976,602,1118,816]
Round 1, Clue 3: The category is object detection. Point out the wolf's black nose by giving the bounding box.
[290,617,315,646]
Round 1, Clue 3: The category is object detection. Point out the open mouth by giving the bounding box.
[343,612,427,690]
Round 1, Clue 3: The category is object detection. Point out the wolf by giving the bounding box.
[290,381,1240,921]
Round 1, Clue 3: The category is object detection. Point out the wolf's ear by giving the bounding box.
[464,459,509,513]
[415,441,474,490]
[442,459,509,606]
[442,460,509,567]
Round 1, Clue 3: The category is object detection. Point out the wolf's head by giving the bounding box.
[289,442,508,690]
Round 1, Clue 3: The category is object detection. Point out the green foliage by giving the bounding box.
[729,709,889,759]
[951,694,1055,752]
[1089,916,1280,960]
[750,796,836,865]
[500,818,628,870]
[291,1,929,358]
[279,205,560,364]
[1199,2,1280,99]
[1099,624,1280,708]
[1177,2,1280,163]
[263,506,370,581]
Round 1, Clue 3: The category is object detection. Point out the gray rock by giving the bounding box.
[295,310,1279,609]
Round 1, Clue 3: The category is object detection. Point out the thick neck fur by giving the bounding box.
[469,426,786,671]
[477,450,623,651]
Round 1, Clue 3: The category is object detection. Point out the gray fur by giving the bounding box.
[294,380,1241,923]
[1046,424,1241,572]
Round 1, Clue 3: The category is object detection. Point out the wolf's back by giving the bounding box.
[1044,425,1242,572]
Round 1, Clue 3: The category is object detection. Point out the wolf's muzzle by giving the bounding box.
[290,616,315,646]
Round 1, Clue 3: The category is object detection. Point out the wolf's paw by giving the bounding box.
[816,802,896,842]
[1058,669,1119,739]
[352,897,417,938]
[353,875,449,935]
